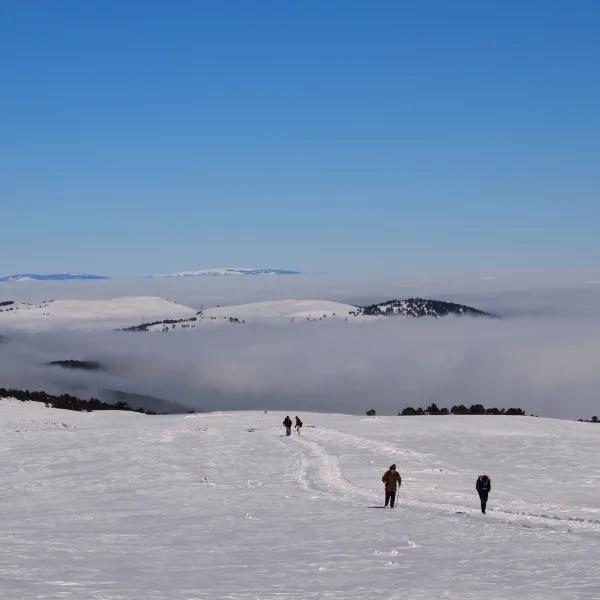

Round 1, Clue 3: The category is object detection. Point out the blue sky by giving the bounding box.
[1,1,599,276]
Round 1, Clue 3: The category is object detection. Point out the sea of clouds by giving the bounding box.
[1,270,600,420]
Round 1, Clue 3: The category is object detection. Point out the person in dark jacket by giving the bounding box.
[295,416,303,435]
[381,464,402,508]
[283,416,292,436]
[476,474,491,513]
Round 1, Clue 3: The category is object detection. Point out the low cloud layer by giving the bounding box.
[2,289,600,419]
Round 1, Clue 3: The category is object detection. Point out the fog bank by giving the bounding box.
[2,306,599,419]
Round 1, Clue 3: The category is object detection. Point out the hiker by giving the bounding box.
[283,415,292,436]
[295,415,303,435]
[381,464,401,508]
[476,474,491,514]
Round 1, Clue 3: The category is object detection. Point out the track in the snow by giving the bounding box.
[280,426,600,536]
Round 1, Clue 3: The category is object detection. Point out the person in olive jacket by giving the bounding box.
[381,464,402,508]
[476,474,492,514]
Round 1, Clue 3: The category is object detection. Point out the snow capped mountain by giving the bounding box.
[151,267,300,277]
[0,273,110,282]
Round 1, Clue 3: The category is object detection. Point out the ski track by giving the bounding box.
[284,426,600,536]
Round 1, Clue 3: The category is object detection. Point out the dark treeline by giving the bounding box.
[120,316,199,332]
[0,387,156,414]
[121,315,243,332]
[398,403,526,416]
[578,416,599,423]
[48,360,102,371]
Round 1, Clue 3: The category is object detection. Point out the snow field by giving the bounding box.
[0,297,197,330]
[1,401,600,599]
[203,299,360,321]
[0,297,364,332]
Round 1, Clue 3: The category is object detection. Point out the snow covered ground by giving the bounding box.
[139,299,365,332]
[0,297,366,333]
[203,299,360,321]
[2,399,600,599]
[0,297,196,330]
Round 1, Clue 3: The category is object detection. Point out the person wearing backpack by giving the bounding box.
[295,416,303,435]
[476,474,492,514]
[283,415,292,436]
[381,464,401,508]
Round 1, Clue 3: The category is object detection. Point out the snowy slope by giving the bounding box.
[2,399,600,599]
[131,300,361,332]
[204,299,360,321]
[0,296,196,330]
[121,300,363,332]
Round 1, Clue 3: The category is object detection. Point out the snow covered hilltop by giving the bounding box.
[360,298,495,318]
[0,295,495,332]
[0,273,110,282]
[0,296,196,330]
[151,267,301,277]
[119,298,495,332]
[2,400,600,599]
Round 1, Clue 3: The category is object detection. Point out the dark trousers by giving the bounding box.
[385,489,397,508]
[285,426,291,436]
[478,491,488,513]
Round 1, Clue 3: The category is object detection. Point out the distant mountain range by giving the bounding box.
[151,267,300,278]
[115,298,497,333]
[0,296,496,335]
[0,273,110,282]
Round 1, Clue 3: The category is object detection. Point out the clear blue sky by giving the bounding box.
[1,1,599,276]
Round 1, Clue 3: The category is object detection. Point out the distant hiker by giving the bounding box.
[382,464,401,508]
[283,415,292,436]
[295,416,303,435]
[476,474,492,514]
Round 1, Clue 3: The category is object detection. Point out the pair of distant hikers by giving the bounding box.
[381,466,492,513]
[283,415,302,436]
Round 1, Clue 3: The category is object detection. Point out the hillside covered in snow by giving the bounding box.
[0,296,196,330]
[0,295,494,333]
[2,399,599,599]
